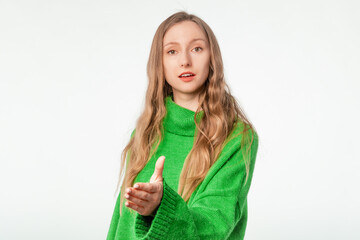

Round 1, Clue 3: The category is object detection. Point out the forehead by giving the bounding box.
[163,21,208,45]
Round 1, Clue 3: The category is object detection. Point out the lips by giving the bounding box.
[178,71,196,82]
[178,71,196,78]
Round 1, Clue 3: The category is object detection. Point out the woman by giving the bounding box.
[107,11,259,240]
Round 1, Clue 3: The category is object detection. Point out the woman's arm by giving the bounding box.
[106,191,120,240]
[134,131,259,240]
[106,128,136,239]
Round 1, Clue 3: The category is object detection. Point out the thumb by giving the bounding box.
[150,156,165,183]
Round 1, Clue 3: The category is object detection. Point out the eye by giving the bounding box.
[167,50,176,55]
[193,47,203,52]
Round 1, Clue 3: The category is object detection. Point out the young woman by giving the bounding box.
[107,11,259,240]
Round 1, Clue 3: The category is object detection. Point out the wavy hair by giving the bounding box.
[115,11,257,215]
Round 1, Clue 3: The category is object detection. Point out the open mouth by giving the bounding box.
[178,72,196,82]
[179,72,196,78]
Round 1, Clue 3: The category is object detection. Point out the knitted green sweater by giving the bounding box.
[107,96,258,240]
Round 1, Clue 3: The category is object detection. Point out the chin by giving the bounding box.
[175,86,203,95]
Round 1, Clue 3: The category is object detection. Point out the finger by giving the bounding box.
[133,182,157,193]
[153,156,165,178]
[126,188,152,201]
[125,200,144,212]
[125,192,148,207]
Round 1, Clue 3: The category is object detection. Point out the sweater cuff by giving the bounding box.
[134,178,177,239]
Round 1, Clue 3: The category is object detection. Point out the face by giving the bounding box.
[162,21,210,100]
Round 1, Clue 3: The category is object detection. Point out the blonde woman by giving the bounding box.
[107,11,259,240]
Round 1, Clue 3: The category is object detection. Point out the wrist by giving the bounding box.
[149,205,159,217]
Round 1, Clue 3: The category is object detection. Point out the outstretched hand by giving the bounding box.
[124,156,165,216]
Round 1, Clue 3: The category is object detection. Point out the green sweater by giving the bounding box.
[107,96,258,240]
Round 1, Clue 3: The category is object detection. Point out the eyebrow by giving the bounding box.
[163,38,206,47]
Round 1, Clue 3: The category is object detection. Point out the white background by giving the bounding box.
[0,0,359,239]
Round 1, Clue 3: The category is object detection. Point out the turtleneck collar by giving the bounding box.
[163,95,204,137]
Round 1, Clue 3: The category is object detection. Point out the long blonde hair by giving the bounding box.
[116,11,257,215]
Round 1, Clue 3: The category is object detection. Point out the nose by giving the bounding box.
[180,52,191,67]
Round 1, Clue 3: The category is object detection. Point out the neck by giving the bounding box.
[172,92,202,112]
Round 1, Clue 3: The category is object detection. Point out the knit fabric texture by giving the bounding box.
[106,95,259,240]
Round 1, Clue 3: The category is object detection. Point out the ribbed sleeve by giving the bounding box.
[135,178,177,239]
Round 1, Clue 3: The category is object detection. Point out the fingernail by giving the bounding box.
[134,184,139,189]
[126,188,131,193]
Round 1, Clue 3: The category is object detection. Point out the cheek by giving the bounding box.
[163,60,176,84]
[200,56,210,76]
[163,58,174,74]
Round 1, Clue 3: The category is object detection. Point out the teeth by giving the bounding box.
[181,73,193,77]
